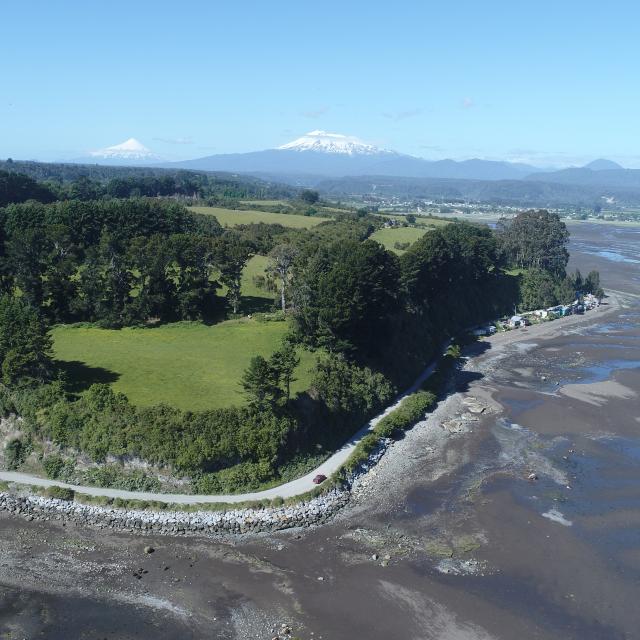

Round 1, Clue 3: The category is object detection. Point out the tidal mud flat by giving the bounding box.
[1,223,640,640]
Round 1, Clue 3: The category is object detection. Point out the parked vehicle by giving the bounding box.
[313,474,327,484]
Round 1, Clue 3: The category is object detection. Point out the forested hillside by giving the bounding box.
[0,159,296,203]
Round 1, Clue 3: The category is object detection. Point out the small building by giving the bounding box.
[509,315,528,328]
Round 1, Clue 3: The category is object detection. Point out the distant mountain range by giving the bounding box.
[29,132,640,200]
[160,132,640,190]
[525,160,640,189]
[164,131,546,181]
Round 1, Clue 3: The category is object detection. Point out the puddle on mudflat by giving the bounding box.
[499,395,545,417]
[489,433,640,568]
[496,344,640,394]
[404,418,568,518]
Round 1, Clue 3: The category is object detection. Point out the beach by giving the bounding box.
[1,222,639,640]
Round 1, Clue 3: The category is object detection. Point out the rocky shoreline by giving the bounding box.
[0,488,350,536]
[0,298,621,538]
[0,444,391,535]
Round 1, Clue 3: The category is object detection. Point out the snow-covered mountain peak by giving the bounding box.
[278,130,394,156]
[89,138,160,160]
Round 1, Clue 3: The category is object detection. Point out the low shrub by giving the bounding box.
[43,454,65,479]
[194,460,274,494]
[80,466,162,492]
[45,485,75,501]
[0,386,15,416]
[374,391,436,439]
[4,437,30,470]
[253,310,285,322]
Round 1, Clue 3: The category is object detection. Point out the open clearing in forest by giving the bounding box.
[190,206,330,228]
[370,226,429,253]
[239,199,295,207]
[52,320,317,411]
[375,213,452,227]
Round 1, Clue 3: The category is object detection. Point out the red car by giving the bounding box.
[313,474,327,485]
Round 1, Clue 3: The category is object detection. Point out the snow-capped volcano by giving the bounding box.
[278,130,395,156]
[167,131,541,181]
[89,138,161,161]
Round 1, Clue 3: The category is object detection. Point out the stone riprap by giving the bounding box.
[0,489,350,536]
[0,408,390,536]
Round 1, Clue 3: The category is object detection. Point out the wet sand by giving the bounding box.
[1,223,639,639]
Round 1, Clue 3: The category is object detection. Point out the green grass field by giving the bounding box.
[190,206,330,228]
[212,254,274,313]
[239,200,294,207]
[375,213,452,227]
[241,254,273,299]
[370,226,429,254]
[52,320,317,411]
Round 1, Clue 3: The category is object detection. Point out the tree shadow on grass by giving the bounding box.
[240,295,276,315]
[55,360,120,395]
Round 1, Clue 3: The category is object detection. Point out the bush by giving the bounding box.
[340,357,449,479]
[374,391,436,439]
[43,454,65,479]
[343,433,380,474]
[45,485,75,501]
[4,437,30,470]
[194,460,275,494]
[253,310,285,322]
[0,386,15,416]
[80,466,162,492]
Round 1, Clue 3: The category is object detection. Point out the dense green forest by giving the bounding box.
[0,160,295,205]
[0,167,593,493]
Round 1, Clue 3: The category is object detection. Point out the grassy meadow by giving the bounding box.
[190,206,330,228]
[240,254,272,299]
[52,320,317,411]
[239,199,295,208]
[370,226,429,254]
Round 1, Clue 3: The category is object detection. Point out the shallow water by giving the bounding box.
[2,222,640,639]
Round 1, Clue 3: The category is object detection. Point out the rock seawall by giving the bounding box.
[0,410,390,537]
[0,489,350,536]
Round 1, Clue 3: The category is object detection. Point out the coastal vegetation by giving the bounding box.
[0,166,596,495]
[497,209,604,309]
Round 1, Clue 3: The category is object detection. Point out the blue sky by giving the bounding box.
[2,0,639,166]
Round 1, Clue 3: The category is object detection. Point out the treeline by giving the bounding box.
[290,221,517,384]
[0,161,296,206]
[0,170,58,207]
[497,209,603,310]
[0,198,269,326]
